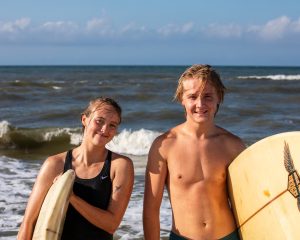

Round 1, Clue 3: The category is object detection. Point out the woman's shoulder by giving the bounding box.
[110,151,133,170]
[42,151,68,172]
[111,152,132,164]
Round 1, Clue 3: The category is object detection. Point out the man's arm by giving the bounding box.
[143,136,168,240]
[228,135,246,165]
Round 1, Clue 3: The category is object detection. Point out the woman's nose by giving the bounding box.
[100,124,108,133]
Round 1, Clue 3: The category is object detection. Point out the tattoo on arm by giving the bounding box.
[114,185,122,193]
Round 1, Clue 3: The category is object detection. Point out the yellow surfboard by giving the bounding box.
[32,169,75,240]
[228,131,300,240]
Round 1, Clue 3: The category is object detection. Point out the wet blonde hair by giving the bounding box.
[81,97,122,132]
[174,64,226,103]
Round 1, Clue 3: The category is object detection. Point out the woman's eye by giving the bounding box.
[110,124,117,130]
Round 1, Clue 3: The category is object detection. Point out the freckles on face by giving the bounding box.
[84,106,120,137]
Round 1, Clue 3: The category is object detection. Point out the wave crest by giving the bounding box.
[237,74,300,80]
[0,121,160,156]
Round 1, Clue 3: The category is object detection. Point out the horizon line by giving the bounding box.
[1,64,300,68]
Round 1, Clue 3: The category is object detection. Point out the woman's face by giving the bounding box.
[82,105,120,147]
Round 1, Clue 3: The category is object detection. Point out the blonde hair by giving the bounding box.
[174,64,226,102]
[81,97,122,132]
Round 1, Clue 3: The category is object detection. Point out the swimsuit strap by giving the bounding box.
[101,150,112,177]
[63,150,73,173]
[63,149,112,175]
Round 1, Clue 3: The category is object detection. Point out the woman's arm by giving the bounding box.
[17,155,64,240]
[69,155,134,234]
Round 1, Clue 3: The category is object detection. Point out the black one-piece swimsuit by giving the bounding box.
[61,149,113,240]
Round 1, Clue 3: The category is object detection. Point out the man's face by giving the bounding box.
[181,78,220,123]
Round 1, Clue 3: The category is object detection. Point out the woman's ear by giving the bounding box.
[81,114,87,128]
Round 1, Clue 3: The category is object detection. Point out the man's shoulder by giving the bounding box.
[153,125,182,144]
[216,126,246,156]
[149,125,182,158]
[216,126,242,141]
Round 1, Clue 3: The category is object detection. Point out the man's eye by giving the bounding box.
[189,95,196,99]
[96,119,104,124]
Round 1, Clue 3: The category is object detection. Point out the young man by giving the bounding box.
[143,65,245,240]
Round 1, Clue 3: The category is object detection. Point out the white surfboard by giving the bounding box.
[32,169,75,240]
[228,131,300,240]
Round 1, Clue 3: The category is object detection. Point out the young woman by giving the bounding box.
[18,97,134,240]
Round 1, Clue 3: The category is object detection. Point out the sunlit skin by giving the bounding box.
[18,103,134,240]
[181,78,219,125]
[143,78,245,240]
[81,106,120,149]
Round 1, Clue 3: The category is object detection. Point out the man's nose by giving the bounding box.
[196,97,204,107]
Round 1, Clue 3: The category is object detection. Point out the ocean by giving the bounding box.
[0,65,299,239]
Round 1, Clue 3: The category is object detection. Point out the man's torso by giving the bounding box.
[163,126,239,239]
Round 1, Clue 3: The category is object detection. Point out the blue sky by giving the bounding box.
[1,0,300,65]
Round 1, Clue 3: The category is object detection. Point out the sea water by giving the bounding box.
[0,65,299,239]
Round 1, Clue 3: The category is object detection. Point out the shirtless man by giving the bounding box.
[143,64,245,240]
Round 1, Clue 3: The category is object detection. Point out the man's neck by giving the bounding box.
[182,120,217,139]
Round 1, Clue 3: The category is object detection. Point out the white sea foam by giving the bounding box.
[0,120,11,137]
[52,86,62,90]
[70,131,83,145]
[43,127,74,141]
[79,80,88,83]
[116,175,171,239]
[0,156,41,238]
[237,74,300,80]
[107,129,161,156]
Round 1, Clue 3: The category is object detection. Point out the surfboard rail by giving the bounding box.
[32,169,75,240]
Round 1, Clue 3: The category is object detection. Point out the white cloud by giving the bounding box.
[0,15,300,45]
[204,23,242,38]
[249,16,290,40]
[246,16,300,41]
[157,22,194,37]
[120,23,147,34]
[0,18,31,33]
[86,18,107,31]
[291,17,300,33]
[181,22,194,34]
[82,18,117,45]
[41,21,79,33]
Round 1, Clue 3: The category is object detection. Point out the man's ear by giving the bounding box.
[214,104,220,117]
[181,97,185,106]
